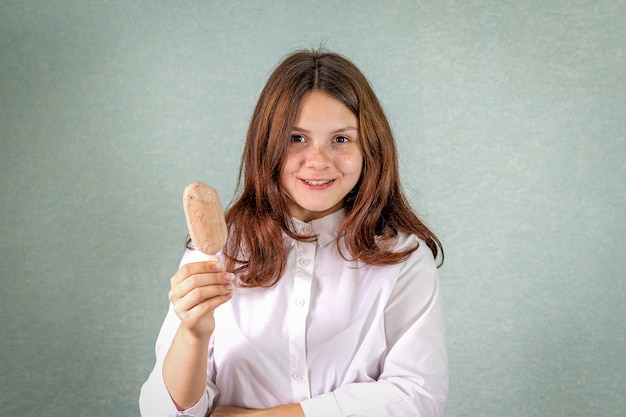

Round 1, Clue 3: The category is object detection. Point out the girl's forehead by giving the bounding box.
[293,92,357,129]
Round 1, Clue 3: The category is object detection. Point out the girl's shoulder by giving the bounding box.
[378,230,420,251]
[380,231,437,264]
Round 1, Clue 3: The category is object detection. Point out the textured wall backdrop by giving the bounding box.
[1,1,624,416]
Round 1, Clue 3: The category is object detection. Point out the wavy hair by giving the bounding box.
[223,49,443,286]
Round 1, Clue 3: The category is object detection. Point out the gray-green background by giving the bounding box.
[1,1,624,416]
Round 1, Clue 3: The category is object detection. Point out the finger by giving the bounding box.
[174,281,233,313]
[170,271,234,301]
[187,293,233,317]
[171,261,224,285]
[175,292,232,326]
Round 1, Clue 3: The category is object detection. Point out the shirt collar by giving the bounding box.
[289,209,346,247]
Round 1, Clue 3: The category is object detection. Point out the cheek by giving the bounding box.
[278,164,289,188]
[279,154,298,186]
[282,154,295,171]
[338,151,364,177]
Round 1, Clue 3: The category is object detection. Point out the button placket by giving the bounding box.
[287,234,315,401]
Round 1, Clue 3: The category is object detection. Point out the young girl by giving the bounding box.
[140,50,448,417]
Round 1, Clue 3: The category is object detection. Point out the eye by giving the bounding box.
[333,135,350,144]
[291,134,306,143]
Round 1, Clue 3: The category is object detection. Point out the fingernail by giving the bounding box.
[223,273,234,282]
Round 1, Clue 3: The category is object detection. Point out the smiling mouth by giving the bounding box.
[302,179,334,186]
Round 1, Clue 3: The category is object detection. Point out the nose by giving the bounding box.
[305,143,330,169]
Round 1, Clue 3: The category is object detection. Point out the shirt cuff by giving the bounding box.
[139,366,210,417]
[177,395,209,417]
[300,392,343,417]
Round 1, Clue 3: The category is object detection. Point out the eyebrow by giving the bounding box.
[291,126,358,134]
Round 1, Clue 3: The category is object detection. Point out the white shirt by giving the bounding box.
[139,209,448,416]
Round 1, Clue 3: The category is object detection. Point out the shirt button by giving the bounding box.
[295,298,305,307]
[298,258,309,267]
[292,371,303,381]
[303,225,313,234]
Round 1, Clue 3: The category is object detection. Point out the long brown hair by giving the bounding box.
[223,49,443,286]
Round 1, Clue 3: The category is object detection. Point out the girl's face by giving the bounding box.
[280,91,363,222]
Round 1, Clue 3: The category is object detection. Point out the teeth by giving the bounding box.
[304,179,332,186]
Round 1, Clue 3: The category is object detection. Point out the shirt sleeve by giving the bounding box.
[139,250,220,417]
[301,239,448,417]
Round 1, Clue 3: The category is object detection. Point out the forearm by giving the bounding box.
[263,404,304,417]
[163,326,211,410]
[210,403,304,417]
